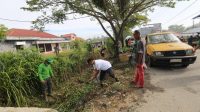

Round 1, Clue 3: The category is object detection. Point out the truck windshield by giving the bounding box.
[148,33,180,44]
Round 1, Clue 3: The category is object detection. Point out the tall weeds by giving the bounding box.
[0,50,43,106]
[0,40,98,108]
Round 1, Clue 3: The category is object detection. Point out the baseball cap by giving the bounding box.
[46,58,53,63]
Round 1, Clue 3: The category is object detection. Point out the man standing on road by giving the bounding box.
[195,35,200,51]
[38,58,54,101]
[87,58,119,87]
[132,30,145,88]
[188,35,193,46]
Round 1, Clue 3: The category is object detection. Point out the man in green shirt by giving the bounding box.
[38,58,53,101]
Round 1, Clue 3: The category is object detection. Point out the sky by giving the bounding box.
[0,0,200,39]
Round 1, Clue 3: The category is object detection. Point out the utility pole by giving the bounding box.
[193,19,195,28]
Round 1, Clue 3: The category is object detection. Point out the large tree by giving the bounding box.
[0,24,8,41]
[168,24,185,33]
[24,0,179,60]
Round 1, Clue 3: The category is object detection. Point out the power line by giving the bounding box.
[0,16,90,23]
[0,17,32,22]
[173,9,200,24]
[165,0,198,24]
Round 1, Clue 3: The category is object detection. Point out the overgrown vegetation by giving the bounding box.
[0,40,98,111]
[54,74,96,112]
[0,49,43,106]
[0,24,8,41]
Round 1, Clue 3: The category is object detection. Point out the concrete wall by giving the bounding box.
[0,42,16,53]
[0,40,67,54]
[25,41,33,48]
[0,41,37,53]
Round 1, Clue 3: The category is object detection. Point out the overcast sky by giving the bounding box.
[0,0,200,39]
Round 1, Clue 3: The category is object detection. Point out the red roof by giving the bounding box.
[7,28,58,38]
[62,33,76,39]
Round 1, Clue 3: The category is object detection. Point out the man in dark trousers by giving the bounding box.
[188,35,193,46]
[195,35,200,51]
[54,43,60,55]
[38,58,54,101]
[132,30,145,88]
[87,58,119,87]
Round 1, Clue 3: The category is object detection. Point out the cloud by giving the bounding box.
[0,0,107,39]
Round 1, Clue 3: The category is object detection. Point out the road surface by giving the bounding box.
[136,50,200,112]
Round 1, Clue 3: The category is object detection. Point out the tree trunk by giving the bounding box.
[121,31,125,48]
[113,35,120,62]
[119,28,125,48]
[114,41,120,62]
[121,35,124,48]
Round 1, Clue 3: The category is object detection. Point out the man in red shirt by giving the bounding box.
[132,30,145,88]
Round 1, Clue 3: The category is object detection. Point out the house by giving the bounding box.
[0,28,70,53]
[61,33,84,41]
[61,33,77,40]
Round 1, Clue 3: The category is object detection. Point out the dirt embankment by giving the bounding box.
[80,63,161,112]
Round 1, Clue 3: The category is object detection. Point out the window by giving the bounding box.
[16,45,24,50]
[148,33,180,44]
[45,44,52,52]
[38,44,45,52]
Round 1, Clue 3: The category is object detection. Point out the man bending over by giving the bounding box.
[87,58,119,87]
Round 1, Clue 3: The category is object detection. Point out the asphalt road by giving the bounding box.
[136,50,200,112]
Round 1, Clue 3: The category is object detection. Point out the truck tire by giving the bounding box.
[181,64,189,68]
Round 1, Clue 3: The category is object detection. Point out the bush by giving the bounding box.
[52,40,90,84]
[57,83,94,112]
[105,38,115,57]
[0,49,43,106]
[0,40,99,107]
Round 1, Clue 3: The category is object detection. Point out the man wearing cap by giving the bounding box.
[38,58,53,101]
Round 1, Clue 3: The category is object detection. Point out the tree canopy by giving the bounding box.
[168,24,185,33]
[24,0,182,59]
[0,24,8,41]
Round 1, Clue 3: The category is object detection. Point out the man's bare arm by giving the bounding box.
[90,69,99,81]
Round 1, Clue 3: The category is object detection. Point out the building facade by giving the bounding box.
[0,28,70,53]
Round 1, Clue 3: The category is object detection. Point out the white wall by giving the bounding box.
[0,42,16,52]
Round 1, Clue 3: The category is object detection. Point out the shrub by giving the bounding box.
[57,83,94,112]
[0,40,98,107]
[0,49,43,106]
[105,38,115,57]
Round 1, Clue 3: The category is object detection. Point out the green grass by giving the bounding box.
[0,50,43,106]
[0,40,95,107]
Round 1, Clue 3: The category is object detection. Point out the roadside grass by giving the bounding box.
[0,40,104,111]
[0,39,139,112]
